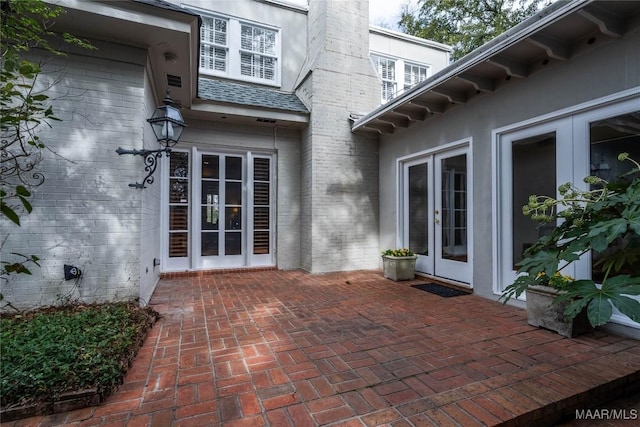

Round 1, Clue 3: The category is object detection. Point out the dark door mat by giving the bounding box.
[411,283,470,298]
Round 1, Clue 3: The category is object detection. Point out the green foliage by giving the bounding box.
[399,0,550,60]
[2,253,40,275]
[0,303,158,408]
[500,154,640,327]
[382,248,415,257]
[1,0,93,56]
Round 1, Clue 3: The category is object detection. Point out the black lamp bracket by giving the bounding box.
[116,147,172,189]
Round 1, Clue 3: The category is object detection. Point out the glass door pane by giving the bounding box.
[168,152,190,258]
[408,163,429,256]
[201,155,220,256]
[440,154,467,262]
[511,133,556,267]
[225,156,243,256]
[589,112,640,281]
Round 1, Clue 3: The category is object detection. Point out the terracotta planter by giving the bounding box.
[382,255,417,281]
[526,285,592,337]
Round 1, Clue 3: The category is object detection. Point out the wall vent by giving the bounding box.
[167,74,182,88]
[257,118,276,124]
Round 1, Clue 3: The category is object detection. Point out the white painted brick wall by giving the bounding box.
[300,0,381,273]
[139,71,162,305]
[275,135,302,270]
[0,43,148,310]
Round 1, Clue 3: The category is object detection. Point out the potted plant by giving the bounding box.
[524,272,592,337]
[500,153,640,334]
[381,248,417,281]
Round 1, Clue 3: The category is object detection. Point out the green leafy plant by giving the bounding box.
[500,153,640,327]
[382,248,415,257]
[0,303,158,409]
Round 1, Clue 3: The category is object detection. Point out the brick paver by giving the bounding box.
[3,270,639,426]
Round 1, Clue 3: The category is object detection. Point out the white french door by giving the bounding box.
[495,94,640,329]
[163,148,275,271]
[402,146,472,284]
[496,118,573,290]
[197,153,245,268]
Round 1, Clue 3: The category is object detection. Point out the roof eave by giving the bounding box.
[353,0,594,133]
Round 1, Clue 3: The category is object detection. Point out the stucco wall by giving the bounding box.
[1,41,148,310]
[369,28,450,72]
[378,25,640,300]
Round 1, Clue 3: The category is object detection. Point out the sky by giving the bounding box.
[287,0,416,32]
[369,0,417,31]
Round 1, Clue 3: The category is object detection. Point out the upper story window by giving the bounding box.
[404,63,428,91]
[240,24,277,81]
[372,55,397,103]
[198,12,280,86]
[201,16,228,72]
[371,53,431,103]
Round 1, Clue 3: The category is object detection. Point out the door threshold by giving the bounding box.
[416,272,472,290]
[161,266,278,278]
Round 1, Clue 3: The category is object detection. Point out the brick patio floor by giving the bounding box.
[4,270,640,426]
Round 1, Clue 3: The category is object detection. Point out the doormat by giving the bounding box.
[411,283,469,298]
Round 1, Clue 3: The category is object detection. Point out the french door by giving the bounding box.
[496,95,639,329]
[198,153,245,268]
[402,146,472,284]
[164,148,275,271]
[497,118,573,289]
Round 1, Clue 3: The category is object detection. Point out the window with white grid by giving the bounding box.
[240,24,277,81]
[372,55,397,103]
[404,63,429,91]
[200,16,228,72]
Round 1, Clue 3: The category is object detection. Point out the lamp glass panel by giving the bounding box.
[167,106,184,122]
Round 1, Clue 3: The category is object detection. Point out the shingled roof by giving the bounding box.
[198,78,309,114]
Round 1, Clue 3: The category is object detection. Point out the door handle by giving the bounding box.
[434,210,440,224]
[434,218,440,224]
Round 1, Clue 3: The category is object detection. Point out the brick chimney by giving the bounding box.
[297,0,381,273]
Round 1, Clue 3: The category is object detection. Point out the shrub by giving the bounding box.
[382,248,415,257]
[0,303,158,408]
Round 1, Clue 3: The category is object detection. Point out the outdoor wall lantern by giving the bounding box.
[116,91,187,189]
